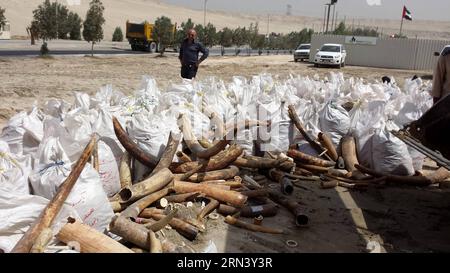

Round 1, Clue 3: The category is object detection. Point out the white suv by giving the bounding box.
[294,43,311,62]
[314,43,347,68]
[434,45,450,56]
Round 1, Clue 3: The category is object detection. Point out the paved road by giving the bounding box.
[0,48,292,57]
[0,40,292,57]
[0,49,149,56]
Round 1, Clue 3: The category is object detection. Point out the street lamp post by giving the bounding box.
[325,3,331,33]
[203,0,208,26]
[325,0,338,34]
[55,0,58,40]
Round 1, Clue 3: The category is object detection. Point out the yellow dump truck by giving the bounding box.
[126,20,177,52]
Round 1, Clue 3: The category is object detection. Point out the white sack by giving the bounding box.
[0,107,43,156]
[0,189,80,253]
[0,141,32,195]
[97,139,121,197]
[364,127,415,176]
[319,101,350,147]
[29,137,114,231]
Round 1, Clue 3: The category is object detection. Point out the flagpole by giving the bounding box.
[399,9,404,37]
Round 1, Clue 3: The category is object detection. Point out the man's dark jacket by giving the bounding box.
[178,39,209,65]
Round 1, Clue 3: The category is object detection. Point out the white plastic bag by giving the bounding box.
[393,102,422,129]
[133,76,161,113]
[258,101,291,153]
[0,140,32,195]
[128,111,180,181]
[63,109,94,143]
[0,189,80,253]
[0,107,43,156]
[97,139,121,197]
[233,104,258,155]
[291,99,321,144]
[29,137,114,231]
[202,78,236,121]
[43,99,71,120]
[350,100,387,167]
[392,102,426,171]
[90,84,125,109]
[365,127,415,176]
[73,92,91,111]
[128,112,172,164]
[319,101,350,147]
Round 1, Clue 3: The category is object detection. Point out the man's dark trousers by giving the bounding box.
[181,64,198,79]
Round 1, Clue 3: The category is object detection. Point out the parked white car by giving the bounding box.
[434,45,450,56]
[314,43,347,68]
[294,43,311,62]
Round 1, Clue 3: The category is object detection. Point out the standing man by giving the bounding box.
[179,29,209,79]
[431,48,450,104]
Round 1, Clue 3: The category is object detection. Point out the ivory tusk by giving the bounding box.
[113,116,157,168]
[117,168,174,203]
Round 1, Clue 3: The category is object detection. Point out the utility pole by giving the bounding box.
[331,4,336,31]
[334,11,338,31]
[325,0,338,34]
[203,0,208,26]
[322,5,327,33]
[287,4,292,16]
[266,14,270,36]
[325,3,331,33]
[55,0,58,40]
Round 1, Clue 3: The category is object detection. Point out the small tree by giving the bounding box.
[182,18,195,32]
[26,21,40,45]
[83,0,105,56]
[56,3,70,39]
[218,27,233,48]
[253,34,266,51]
[333,21,379,37]
[40,42,49,55]
[152,16,174,56]
[68,12,82,40]
[202,23,217,47]
[194,24,205,44]
[175,18,195,46]
[333,22,347,35]
[32,0,57,42]
[31,1,81,42]
[112,26,123,41]
[248,23,267,50]
[232,27,247,54]
[266,32,282,49]
[0,6,6,29]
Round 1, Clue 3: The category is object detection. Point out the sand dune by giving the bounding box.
[1,0,449,41]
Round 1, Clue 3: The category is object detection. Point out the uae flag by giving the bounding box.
[403,6,412,21]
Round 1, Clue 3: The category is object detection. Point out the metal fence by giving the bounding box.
[310,34,450,71]
[209,47,292,57]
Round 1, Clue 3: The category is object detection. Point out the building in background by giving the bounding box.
[0,20,11,40]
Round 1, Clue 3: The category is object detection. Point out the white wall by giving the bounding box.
[310,34,450,71]
[0,22,11,40]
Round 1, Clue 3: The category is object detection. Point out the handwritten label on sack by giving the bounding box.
[250,205,264,213]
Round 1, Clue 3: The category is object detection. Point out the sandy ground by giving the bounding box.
[2,0,450,40]
[0,54,431,127]
[1,54,449,253]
